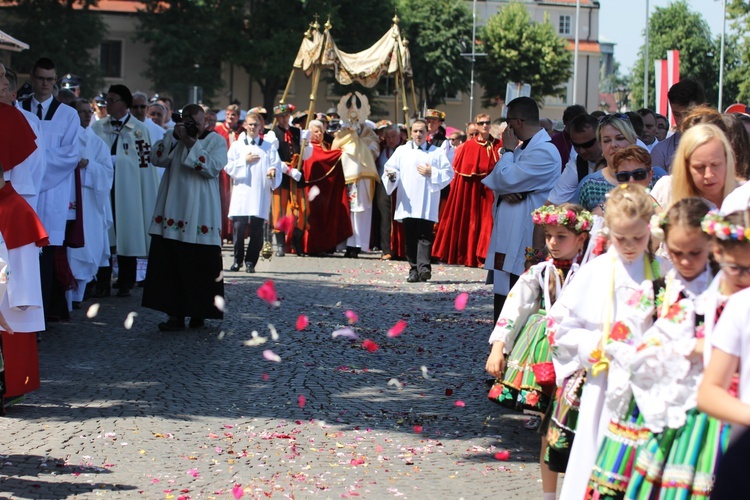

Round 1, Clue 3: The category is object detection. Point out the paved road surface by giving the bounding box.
[1,249,544,499]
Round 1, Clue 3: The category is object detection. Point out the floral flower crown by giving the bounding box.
[701,210,750,241]
[531,205,594,234]
[649,212,668,240]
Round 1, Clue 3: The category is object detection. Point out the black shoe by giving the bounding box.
[72,301,81,310]
[188,317,205,329]
[158,317,185,332]
[116,288,132,297]
[420,271,432,282]
[245,263,255,273]
[229,263,241,272]
[407,271,420,283]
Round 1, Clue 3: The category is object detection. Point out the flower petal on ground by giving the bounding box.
[454,292,469,311]
[262,349,281,362]
[387,319,407,337]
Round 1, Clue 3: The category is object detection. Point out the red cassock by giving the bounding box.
[302,143,352,255]
[433,135,501,267]
[0,103,37,172]
[214,124,241,241]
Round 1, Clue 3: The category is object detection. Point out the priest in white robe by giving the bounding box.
[143,104,228,332]
[225,112,282,273]
[383,119,453,283]
[66,99,114,308]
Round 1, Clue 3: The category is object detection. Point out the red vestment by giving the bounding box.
[0,103,37,172]
[433,135,501,267]
[302,143,351,254]
[214,123,242,241]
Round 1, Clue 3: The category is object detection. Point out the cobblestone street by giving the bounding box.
[1,248,544,499]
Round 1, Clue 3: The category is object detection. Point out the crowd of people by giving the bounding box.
[2,55,750,497]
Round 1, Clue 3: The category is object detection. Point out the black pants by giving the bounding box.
[374,181,392,255]
[712,426,750,499]
[116,255,137,290]
[39,245,69,321]
[493,273,520,323]
[403,217,434,274]
[232,216,264,266]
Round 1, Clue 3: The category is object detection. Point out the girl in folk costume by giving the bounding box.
[583,198,717,499]
[546,184,666,500]
[486,203,595,500]
[696,209,750,499]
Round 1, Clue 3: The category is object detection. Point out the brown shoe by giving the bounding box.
[381,254,392,261]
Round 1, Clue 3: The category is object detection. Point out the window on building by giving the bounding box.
[100,40,122,78]
[559,15,572,36]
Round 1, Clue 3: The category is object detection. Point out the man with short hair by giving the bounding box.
[148,102,166,128]
[224,112,282,273]
[93,93,107,122]
[547,113,603,205]
[271,104,305,256]
[157,96,175,128]
[204,109,218,132]
[550,104,587,172]
[434,113,501,268]
[132,91,165,144]
[144,104,228,331]
[383,120,453,283]
[91,84,159,298]
[655,113,669,142]
[637,108,659,152]
[215,104,243,243]
[483,97,561,321]
[22,57,81,322]
[215,104,242,148]
[651,78,705,172]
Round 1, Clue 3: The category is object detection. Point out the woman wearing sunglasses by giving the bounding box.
[578,114,666,215]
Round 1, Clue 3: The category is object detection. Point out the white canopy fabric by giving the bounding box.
[293,23,412,88]
[0,29,29,52]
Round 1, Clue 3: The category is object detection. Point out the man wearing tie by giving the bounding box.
[91,85,159,298]
[22,57,80,323]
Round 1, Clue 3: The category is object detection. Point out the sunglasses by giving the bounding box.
[615,168,650,183]
[599,112,630,125]
[572,137,597,149]
[719,262,750,277]
[477,120,491,126]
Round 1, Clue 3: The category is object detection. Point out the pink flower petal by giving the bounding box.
[298,394,306,408]
[232,485,244,499]
[261,373,269,380]
[453,400,466,407]
[262,350,281,362]
[345,310,358,324]
[494,450,510,460]
[387,319,407,338]
[257,280,278,306]
[454,292,469,311]
[295,314,309,330]
[362,339,379,352]
[413,425,423,434]
[274,215,295,234]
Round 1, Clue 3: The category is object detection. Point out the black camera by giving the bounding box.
[172,111,200,138]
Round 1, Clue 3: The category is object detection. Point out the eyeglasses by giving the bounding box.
[106,97,123,104]
[572,137,597,150]
[719,262,750,277]
[132,105,147,109]
[477,120,491,126]
[614,168,650,183]
[34,75,56,83]
[599,113,630,125]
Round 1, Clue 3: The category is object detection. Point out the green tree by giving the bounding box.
[135,0,233,107]
[0,0,106,96]
[631,0,728,109]
[725,0,750,103]
[397,0,472,108]
[476,1,572,107]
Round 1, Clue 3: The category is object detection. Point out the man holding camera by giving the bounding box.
[91,84,159,298]
[143,104,227,332]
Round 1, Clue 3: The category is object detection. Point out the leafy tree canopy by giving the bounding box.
[1,0,106,96]
[476,1,572,107]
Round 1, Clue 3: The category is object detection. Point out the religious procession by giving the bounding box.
[3,0,750,498]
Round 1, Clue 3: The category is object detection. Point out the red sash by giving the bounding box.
[0,182,49,249]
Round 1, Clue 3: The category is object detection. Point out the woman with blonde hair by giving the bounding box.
[652,123,737,210]
[577,114,666,214]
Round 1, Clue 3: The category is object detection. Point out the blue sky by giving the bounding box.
[599,0,727,74]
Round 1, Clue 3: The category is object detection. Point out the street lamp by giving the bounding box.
[614,86,629,112]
